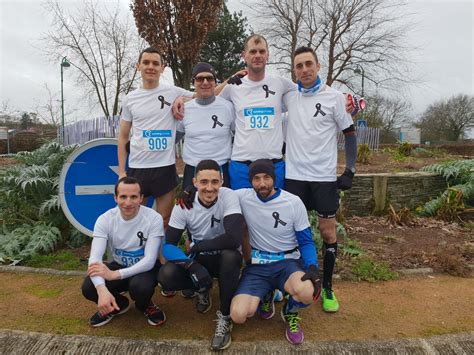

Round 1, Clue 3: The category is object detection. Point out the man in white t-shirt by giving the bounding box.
[158,159,244,350]
[178,63,235,189]
[283,46,357,313]
[230,160,321,345]
[219,34,296,190]
[118,47,194,227]
[81,177,165,327]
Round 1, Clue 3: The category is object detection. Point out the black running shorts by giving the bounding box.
[127,164,179,198]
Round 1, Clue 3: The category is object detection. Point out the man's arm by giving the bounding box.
[214,69,248,96]
[337,125,357,190]
[118,119,132,179]
[188,213,244,253]
[295,227,319,269]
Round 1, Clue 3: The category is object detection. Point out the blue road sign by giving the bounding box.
[59,138,122,236]
[357,119,367,128]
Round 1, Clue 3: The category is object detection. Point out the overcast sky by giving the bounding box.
[0,0,473,127]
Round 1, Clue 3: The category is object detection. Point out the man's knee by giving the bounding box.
[230,296,257,324]
[157,262,179,289]
[292,282,314,305]
[81,276,97,301]
[318,218,336,242]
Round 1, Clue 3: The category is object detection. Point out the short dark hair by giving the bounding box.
[195,159,221,177]
[244,34,268,51]
[115,176,142,196]
[138,47,162,65]
[293,46,318,64]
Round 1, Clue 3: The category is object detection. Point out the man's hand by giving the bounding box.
[174,259,212,292]
[176,185,197,209]
[88,262,120,281]
[345,93,368,117]
[96,285,119,315]
[301,264,322,301]
[172,96,185,120]
[337,168,355,190]
[227,69,248,85]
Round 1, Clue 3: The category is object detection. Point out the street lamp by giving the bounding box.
[60,56,70,144]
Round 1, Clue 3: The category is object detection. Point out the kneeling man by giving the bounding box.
[231,159,321,345]
[158,159,243,350]
[81,177,165,327]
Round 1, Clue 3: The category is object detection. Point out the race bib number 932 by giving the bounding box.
[244,107,275,130]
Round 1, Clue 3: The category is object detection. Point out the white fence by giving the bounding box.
[64,116,380,151]
[63,116,120,146]
[337,127,380,151]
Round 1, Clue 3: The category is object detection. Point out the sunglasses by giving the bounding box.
[194,75,215,83]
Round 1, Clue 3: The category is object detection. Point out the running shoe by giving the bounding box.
[322,288,339,313]
[196,290,212,313]
[210,311,233,350]
[258,290,275,319]
[280,304,304,345]
[89,296,130,327]
[144,303,166,326]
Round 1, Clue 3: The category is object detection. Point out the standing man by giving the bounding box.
[178,63,235,189]
[219,34,295,190]
[283,46,357,313]
[81,177,165,327]
[230,160,321,345]
[118,47,194,227]
[158,159,243,351]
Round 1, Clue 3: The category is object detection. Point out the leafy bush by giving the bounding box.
[417,159,474,221]
[357,143,371,164]
[0,141,85,263]
[350,255,398,282]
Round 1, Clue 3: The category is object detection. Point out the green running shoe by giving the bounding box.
[322,288,339,313]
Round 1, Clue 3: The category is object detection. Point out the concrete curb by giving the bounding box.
[1,329,473,354]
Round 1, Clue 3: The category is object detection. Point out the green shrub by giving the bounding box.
[0,141,86,263]
[351,255,398,282]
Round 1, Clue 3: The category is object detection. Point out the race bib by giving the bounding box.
[251,249,285,265]
[142,130,172,152]
[243,107,275,130]
[114,248,144,267]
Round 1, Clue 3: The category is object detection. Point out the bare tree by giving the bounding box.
[34,84,76,127]
[417,94,474,142]
[364,95,412,143]
[131,0,224,89]
[251,0,412,89]
[40,1,142,118]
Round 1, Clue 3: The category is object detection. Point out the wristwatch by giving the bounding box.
[345,167,356,177]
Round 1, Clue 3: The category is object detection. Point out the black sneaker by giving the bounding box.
[89,297,130,327]
[180,289,197,298]
[196,290,212,313]
[144,303,166,326]
[211,311,232,350]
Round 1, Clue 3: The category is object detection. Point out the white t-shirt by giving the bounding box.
[220,75,296,161]
[177,97,235,166]
[168,187,241,243]
[90,205,164,285]
[120,83,194,168]
[235,188,310,253]
[283,85,353,181]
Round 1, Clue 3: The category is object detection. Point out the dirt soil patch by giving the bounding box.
[0,272,472,342]
[340,216,473,278]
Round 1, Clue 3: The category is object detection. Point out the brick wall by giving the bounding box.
[0,130,57,154]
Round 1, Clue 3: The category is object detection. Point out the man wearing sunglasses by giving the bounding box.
[177,63,235,190]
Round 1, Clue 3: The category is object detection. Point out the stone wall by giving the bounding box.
[344,172,447,216]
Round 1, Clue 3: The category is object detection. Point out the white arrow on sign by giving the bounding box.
[75,166,118,196]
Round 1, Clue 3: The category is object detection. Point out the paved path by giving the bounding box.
[1,329,473,354]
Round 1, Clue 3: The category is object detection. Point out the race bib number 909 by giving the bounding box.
[142,130,172,152]
[244,107,275,130]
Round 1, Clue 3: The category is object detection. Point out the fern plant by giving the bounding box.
[0,141,84,262]
[417,159,474,220]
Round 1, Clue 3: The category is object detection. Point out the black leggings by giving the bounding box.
[82,261,160,312]
[158,249,241,315]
